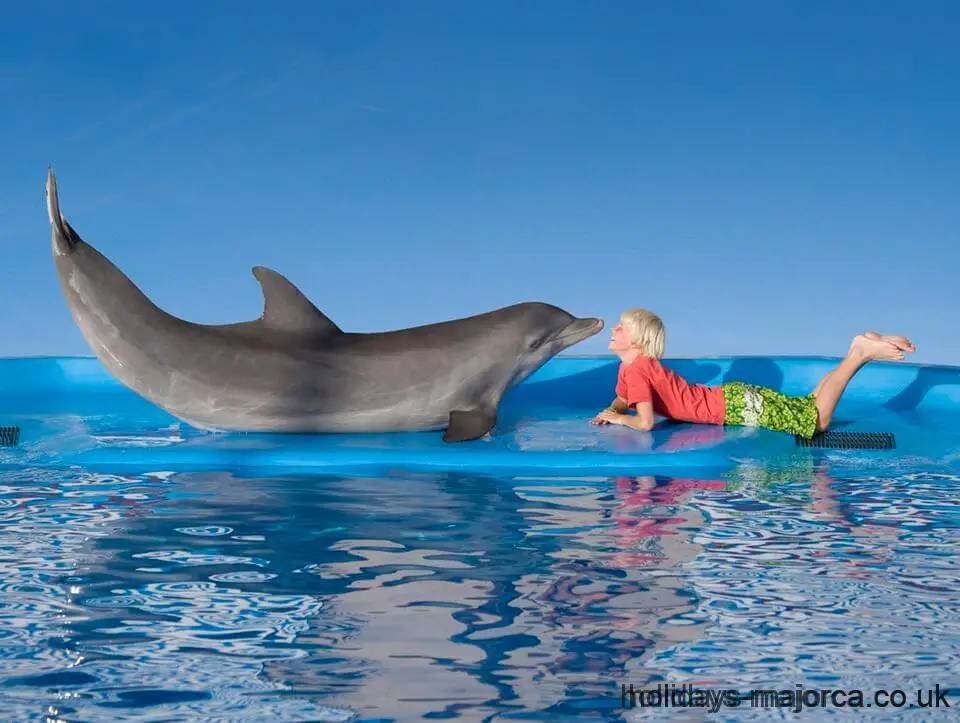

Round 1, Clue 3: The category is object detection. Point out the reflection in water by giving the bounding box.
[0,461,958,721]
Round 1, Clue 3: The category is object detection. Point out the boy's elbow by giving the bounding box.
[632,416,654,432]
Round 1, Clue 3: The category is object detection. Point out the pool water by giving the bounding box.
[2,460,958,721]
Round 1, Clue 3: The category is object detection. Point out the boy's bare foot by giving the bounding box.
[865,331,916,353]
[850,334,906,361]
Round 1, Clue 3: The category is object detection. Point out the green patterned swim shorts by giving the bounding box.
[721,382,819,439]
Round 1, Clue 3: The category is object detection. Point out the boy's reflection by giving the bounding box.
[511,473,724,709]
[809,464,898,577]
[609,475,726,567]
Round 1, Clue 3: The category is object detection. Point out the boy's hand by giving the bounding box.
[590,409,625,425]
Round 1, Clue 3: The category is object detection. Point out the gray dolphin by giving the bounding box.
[46,168,603,442]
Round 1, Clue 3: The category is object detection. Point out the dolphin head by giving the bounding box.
[502,302,604,388]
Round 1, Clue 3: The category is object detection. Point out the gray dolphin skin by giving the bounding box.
[46,168,603,442]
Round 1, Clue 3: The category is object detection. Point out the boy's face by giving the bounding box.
[608,318,634,353]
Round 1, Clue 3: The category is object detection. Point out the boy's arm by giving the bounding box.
[620,401,655,431]
[606,397,629,413]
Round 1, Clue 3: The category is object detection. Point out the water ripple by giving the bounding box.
[0,464,958,721]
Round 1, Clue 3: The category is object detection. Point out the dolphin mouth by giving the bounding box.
[547,317,605,348]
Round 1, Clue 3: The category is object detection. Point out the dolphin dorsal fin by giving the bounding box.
[251,266,342,336]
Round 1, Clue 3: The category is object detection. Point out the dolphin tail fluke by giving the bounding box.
[46,167,82,254]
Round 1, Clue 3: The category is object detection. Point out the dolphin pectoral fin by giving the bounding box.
[443,407,498,442]
[251,266,343,336]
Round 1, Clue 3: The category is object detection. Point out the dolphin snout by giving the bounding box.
[552,317,604,347]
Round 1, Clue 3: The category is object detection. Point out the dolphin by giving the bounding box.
[45,168,603,442]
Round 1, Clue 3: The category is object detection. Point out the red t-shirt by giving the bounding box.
[615,356,726,425]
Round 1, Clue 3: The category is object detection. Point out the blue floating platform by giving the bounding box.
[2,355,960,475]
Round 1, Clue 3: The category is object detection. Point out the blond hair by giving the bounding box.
[621,308,665,358]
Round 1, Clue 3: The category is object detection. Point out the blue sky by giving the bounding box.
[1,1,958,364]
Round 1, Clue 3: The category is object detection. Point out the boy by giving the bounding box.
[590,308,915,438]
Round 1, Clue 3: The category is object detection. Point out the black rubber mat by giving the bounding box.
[795,430,895,449]
[0,426,19,447]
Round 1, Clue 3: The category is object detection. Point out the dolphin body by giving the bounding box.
[45,169,603,442]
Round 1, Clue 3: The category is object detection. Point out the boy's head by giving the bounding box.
[609,308,665,358]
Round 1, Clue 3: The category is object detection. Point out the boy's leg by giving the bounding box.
[810,332,915,398]
[811,371,834,399]
[811,334,908,432]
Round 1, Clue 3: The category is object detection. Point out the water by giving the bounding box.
[1,459,958,721]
